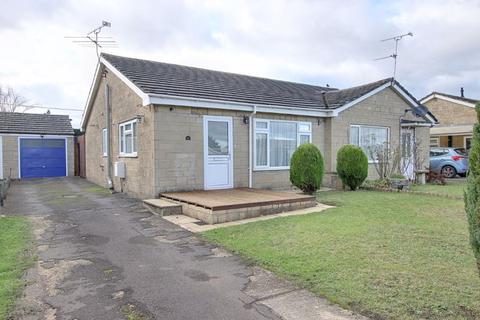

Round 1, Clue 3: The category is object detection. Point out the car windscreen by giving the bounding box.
[454,148,468,156]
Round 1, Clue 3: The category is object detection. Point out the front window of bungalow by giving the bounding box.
[255,120,312,169]
[349,125,389,161]
[119,119,138,156]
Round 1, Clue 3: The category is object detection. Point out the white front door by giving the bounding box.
[203,116,233,190]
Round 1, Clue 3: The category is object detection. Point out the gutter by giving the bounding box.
[248,105,257,188]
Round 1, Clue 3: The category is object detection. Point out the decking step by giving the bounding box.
[143,199,183,216]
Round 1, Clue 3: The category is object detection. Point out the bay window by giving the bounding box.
[254,119,312,169]
[349,125,389,161]
[119,119,138,156]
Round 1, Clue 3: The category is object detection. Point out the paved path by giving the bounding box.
[2,178,366,320]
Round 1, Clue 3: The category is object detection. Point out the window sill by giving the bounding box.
[119,154,138,158]
[254,167,290,171]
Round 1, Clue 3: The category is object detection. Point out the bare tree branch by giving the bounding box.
[0,86,31,112]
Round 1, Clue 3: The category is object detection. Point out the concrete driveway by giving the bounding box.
[3,178,366,320]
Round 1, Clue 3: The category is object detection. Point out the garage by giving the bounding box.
[0,112,74,179]
[20,138,67,178]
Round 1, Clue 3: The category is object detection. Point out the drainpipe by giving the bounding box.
[248,105,257,188]
[104,71,114,189]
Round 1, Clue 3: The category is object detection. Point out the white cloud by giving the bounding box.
[1,0,479,128]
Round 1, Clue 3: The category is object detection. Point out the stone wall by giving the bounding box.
[153,106,325,193]
[323,87,430,183]
[2,136,19,179]
[84,69,156,198]
[424,97,476,126]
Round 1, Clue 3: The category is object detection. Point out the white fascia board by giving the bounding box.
[12,134,73,138]
[401,122,433,127]
[392,84,420,107]
[148,94,333,117]
[331,82,391,116]
[80,58,150,131]
[421,93,476,108]
[100,57,149,104]
[393,84,437,125]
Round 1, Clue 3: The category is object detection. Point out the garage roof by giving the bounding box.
[0,112,74,135]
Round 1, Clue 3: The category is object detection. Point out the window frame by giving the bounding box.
[349,124,390,163]
[118,119,138,157]
[254,119,312,171]
[430,136,440,148]
[102,128,108,157]
[465,136,473,150]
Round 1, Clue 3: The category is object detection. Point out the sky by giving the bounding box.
[1,0,479,128]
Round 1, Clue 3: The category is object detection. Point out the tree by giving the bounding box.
[465,102,480,276]
[0,86,29,112]
[336,145,368,190]
[290,143,324,194]
[367,138,426,181]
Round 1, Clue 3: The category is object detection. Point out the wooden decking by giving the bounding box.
[160,188,315,211]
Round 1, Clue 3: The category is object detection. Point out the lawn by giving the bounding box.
[203,190,480,320]
[0,217,32,320]
[410,179,466,198]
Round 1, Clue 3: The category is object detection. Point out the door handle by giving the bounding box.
[42,166,46,168]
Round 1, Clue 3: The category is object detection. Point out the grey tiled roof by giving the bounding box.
[0,112,74,135]
[421,92,479,104]
[102,53,395,110]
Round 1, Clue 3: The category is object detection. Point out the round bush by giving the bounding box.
[336,145,368,191]
[290,143,324,194]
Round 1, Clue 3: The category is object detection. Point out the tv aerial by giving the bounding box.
[65,21,118,59]
[374,32,413,81]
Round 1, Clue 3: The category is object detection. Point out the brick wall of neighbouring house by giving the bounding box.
[424,98,476,126]
[323,87,430,184]
[1,135,74,179]
[153,106,325,193]
[84,69,156,198]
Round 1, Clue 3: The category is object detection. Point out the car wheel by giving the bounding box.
[441,165,457,178]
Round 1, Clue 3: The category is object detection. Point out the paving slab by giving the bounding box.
[163,203,334,233]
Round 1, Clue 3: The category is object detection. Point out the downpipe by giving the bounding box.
[104,72,114,190]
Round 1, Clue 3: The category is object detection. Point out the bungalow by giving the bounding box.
[81,53,436,198]
[420,90,479,150]
[0,112,74,179]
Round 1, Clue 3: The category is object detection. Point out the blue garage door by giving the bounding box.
[20,139,66,178]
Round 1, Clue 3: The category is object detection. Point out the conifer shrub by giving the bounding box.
[290,143,324,194]
[336,145,368,191]
[465,102,480,275]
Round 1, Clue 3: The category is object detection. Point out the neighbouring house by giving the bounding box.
[81,53,436,198]
[420,89,479,150]
[0,112,75,179]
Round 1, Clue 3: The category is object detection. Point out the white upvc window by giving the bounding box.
[430,137,440,148]
[119,119,138,156]
[349,124,390,162]
[102,128,108,156]
[254,119,312,170]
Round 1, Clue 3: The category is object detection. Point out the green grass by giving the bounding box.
[0,217,32,319]
[203,190,480,320]
[410,180,466,198]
